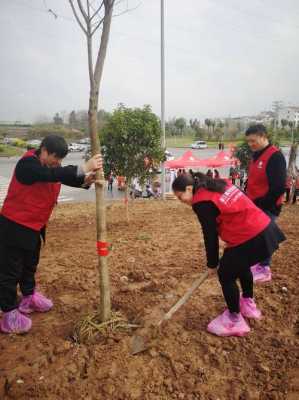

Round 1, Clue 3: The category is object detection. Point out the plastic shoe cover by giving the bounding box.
[250,263,261,275]
[251,265,272,283]
[0,309,32,333]
[19,292,53,314]
[207,309,250,337]
[240,297,262,320]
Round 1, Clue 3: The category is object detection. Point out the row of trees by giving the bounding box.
[52,109,111,131]
[166,117,241,141]
[42,111,299,144]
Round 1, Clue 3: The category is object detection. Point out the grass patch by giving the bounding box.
[165,136,244,148]
[0,145,23,157]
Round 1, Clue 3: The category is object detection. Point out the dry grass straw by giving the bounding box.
[73,311,139,344]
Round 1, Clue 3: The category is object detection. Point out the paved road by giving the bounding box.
[0,147,297,205]
[0,152,126,205]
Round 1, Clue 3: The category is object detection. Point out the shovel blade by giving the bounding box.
[131,335,147,355]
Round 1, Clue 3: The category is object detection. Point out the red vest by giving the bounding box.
[1,150,61,231]
[247,145,283,205]
[192,184,270,247]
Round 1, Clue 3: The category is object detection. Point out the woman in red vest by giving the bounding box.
[172,173,285,337]
[245,124,286,283]
[0,135,102,334]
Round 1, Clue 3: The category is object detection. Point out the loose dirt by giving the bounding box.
[0,200,298,400]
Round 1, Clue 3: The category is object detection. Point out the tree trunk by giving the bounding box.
[69,0,114,322]
[88,4,114,322]
[287,143,298,205]
[125,183,130,223]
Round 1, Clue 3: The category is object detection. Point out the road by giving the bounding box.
[0,147,297,205]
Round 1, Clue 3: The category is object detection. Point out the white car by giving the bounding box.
[165,150,174,160]
[69,143,84,152]
[26,139,42,147]
[190,140,208,149]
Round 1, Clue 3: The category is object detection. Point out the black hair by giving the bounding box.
[172,172,227,194]
[245,124,267,136]
[37,135,68,158]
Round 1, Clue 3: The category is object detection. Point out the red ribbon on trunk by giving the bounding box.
[96,241,110,256]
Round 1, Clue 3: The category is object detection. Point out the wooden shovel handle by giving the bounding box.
[157,270,209,327]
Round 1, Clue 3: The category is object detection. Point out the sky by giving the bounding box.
[0,0,298,123]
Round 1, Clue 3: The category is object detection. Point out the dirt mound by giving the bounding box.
[0,200,298,400]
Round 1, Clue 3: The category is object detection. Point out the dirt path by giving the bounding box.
[0,200,298,400]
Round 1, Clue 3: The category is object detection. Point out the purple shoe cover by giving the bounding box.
[19,291,53,314]
[251,266,272,283]
[207,309,250,337]
[240,297,262,319]
[0,309,32,333]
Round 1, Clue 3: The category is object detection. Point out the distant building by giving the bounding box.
[278,106,299,127]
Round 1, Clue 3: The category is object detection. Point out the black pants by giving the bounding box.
[0,240,41,312]
[260,212,277,267]
[217,248,253,314]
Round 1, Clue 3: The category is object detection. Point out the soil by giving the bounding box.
[0,200,298,400]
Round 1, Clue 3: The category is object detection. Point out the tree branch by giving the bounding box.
[91,16,105,36]
[69,0,88,35]
[93,1,114,87]
[90,1,105,21]
[76,0,89,23]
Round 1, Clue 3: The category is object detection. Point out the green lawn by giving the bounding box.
[166,135,295,148]
[0,145,23,157]
[166,136,243,148]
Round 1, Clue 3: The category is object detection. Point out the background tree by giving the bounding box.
[204,118,212,140]
[53,112,63,125]
[217,120,224,144]
[69,110,77,128]
[210,120,216,138]
[281,119,289,130]
[97,109,111,131]
[190,119,205,140]
[69,0,116,322]
[102,105,165,219]
[174,117,187,136]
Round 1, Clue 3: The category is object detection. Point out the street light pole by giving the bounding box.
[161,0,166,199]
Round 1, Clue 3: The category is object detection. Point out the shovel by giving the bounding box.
[131,270,209,355]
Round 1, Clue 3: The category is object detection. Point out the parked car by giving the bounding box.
[26,139,41,148]
[69,143,85,152]
[190,140,208,149]
[78,138,90,145]
[165,150,174,160]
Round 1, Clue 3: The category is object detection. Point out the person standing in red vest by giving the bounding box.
[0,135,102,334]
[245,125,286,283]
[172,173,285,337]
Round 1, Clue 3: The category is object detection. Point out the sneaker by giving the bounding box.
[0,309,32,333]
[19,291,53,314]
[207,309,250,337]
[251,264,272,283]
[240,296,262,320]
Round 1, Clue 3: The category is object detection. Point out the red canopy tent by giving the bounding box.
[165,150,203,169]
[197,150,239,168]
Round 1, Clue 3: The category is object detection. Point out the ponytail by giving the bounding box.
[172,172,227,194]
